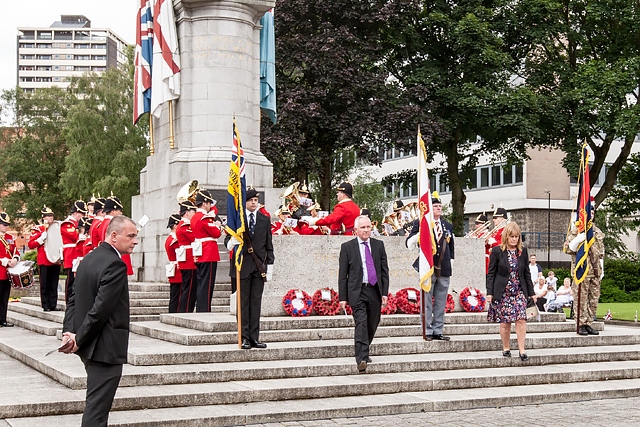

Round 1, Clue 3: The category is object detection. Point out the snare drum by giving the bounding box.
[7,260,35,290]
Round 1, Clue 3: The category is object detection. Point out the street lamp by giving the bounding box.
[544,189,551,267]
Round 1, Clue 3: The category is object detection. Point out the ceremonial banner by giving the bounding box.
[417,129,436,292]
[259,9,277,124]
[151,0,181,118]
[133,0,153,124]
[225,119,247,269]
[573,144,594,285]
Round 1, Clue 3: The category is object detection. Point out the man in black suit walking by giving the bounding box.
[339,215,389,374]
[61,215,138,427]
[225,187,275,350]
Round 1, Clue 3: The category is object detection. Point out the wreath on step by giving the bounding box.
[381,293,397,315]
[459,287,486,312]
[312,288,340,316]
[395,287,421,314]
[432,293,456,313]
[282,289,313,316]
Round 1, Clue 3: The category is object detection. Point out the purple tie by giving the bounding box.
[363,241,378,285]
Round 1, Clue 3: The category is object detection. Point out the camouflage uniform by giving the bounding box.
[565,225,605,327]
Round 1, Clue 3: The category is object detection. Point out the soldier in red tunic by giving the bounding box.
[73,217,91,273]
[86,197,106,255]
[191,190,222,312]
[164,213,182,313]
[0,212,19,327]
[485,207,508,273]
[28,206,61,311]
[100,196,134,276]
[60,200,88,302]
[271,206,299,235]
[176,200,198,313]
[302,182,360,235]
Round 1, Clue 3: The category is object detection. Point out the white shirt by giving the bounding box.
[529,264,540,282]
[357,236,370,284]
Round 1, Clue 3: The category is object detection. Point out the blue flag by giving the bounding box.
[225,119,246,270]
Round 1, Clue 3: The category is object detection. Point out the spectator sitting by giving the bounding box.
[547,278,573,313]
[546,270,558,291]
[544,286,556,311]
[534,277,548,312]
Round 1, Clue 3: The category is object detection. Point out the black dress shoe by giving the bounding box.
[432,334,450,341]
[50,307,61,312]
[519,353,529,361]
[1,322,14,327]
[366,357,372,363]
[578,326,589,336]
[424,335,433,341]
[585,325,599,335]
[250,340,267,349]
[241,339,252,350]
[357,360,367,374]
[43,308,51,312]
[502,350,511,357]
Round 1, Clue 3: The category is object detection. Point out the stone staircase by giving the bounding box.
[1,287,640,426]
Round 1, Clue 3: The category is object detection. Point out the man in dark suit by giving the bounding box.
[61,215,138,427]
[406,193,454,340]
[339,215,389,374]
[225,187,275,350]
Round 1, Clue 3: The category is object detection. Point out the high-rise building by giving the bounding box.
[16,15,128,93]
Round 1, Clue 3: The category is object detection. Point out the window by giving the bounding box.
[36,55,52,60]
[75,55,90,60]
[92,66,106,72]
[53,65,59,70]
[20,54,34,60]
[92,55,107,61]
[19,66,34,71]
[491,166,501,187]
[66,54,73,59]
[36,43,51,48]
[65,65,74,71]
[76,44,90,49]
[515,164,523,183]
[36,66,52,71]
[480,167,489,188]
[430,176,436,193]
[37,32,52,40]
[469,170,478,189]
[20,43,34,48]
[503,166,513,185]
[93,44,106,49]
[75,66,90,71]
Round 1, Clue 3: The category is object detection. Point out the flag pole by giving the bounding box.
[149,113,154,156]
[169,100,175,149]
[236,265,242,348]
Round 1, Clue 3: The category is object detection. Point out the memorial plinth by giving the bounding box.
[132,0,276,282]
[255,236,485,316]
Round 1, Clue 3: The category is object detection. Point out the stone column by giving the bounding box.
[132,0,275,281]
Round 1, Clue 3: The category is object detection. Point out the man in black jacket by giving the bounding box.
[339,215,389,374]
[61,215,138,427]
[225,187,275,349]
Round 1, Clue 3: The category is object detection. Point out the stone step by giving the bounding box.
[130,319,601,346]
[6,311,60,336]
[159,312,566,333]
[128,282,232,293]
[23,295,170,309]
[1,350,639,420]
[7,302,65,324]
[125,328,637,366]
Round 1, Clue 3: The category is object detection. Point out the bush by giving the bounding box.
[21,249,39,275]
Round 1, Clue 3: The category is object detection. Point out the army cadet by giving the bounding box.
[60,201,88,302]
[176,201,198,313]
[485,207,508,273]
[302,182,360,235]
[86,197,106,255]
[28,206,61,312]
[164,213,182,313]
[272,206,299,235]
[0,212,19,327]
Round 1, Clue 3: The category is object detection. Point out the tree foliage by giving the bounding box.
[607,153,640,226]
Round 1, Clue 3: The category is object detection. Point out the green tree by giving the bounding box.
[382,0,542,234]
[0,87,72,227]
[513,0,640,207]
[60,46,148,216]
[608,153,640,226]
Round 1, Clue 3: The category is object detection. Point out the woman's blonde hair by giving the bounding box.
[499,221,523,251]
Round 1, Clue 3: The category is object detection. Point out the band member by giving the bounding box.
[289,181,312,219]
[389,200,409,236]
[61,200,88,303]
[100,196,134,276]
[164,213,182,313]
[272,206,299,235]
[87,195,97,218]
[86,197,106,255]
[73,217,91,273]
[471,213,489,237]
[0,212,19,327]
[192,189,222,313]
[176,200,198,313]
[28,206,61,312]
[302,182,360,235]
[225,187,274,349]
[298,202,324,235]
[485,207,508,273]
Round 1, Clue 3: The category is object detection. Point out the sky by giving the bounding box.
[0,0,136,93]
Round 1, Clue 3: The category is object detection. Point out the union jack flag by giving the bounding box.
[151,0,181,118]
[133,0,153,124]
[225,119,247,270]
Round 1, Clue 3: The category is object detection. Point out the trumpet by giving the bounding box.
[484,218,509,243]
[465,220,491,238]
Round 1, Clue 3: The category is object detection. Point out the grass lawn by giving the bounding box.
[595,302,640,322]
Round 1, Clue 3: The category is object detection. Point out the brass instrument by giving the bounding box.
[401,201,420,222]
[484,218,509,243]
[280,182,300,209]
[465,220,491,238]
[177,180,199,203]
[382,212,401,236]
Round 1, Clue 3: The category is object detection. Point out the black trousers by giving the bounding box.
[178,269,197,313]
[352,283,382,364]
[39,265,60,310]
[0,279,10,323]
[65,268,75,304]
[239,270,264,341]
[195,261,217,312]
[81,358,123,427]
[536,297,547,312]
[168,281,180,313]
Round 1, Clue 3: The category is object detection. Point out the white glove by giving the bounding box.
[487,237,496,246]
[450,259,454,267]
[600,258,604,280]
[266,264,273,282]
[0,258,8,267]
[300,216,318,226]
[78,234,87,241]
[226,237,240,251]
[406,233,419,251]
[37,231,48,245]
[568,232,586,252]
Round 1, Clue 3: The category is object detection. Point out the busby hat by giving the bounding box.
[279,205,291,215]
[104,196,123,212]
[298,181,310,194]
[179,200,197,215]
[307,201,321,212]
[41,205,54,216]
[393,200,404,212]
[493,206,508,218]
[71,200,88,214]
[475,212,488,223]
[167,213,181,228]
[88,194,97,205]
[195,189,214,205]
[78,216,92,230]
[246,186,259,200]
[336,182,353,198]
[0,212,10,226]
[432,191,442,205]
[94,197,106,212]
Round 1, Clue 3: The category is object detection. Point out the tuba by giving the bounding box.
[177,180,199,203]
[280,182,300,209]
[382,212,401,236]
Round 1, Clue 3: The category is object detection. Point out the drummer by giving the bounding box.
[0,212,19,327]
[28,206,61,312]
